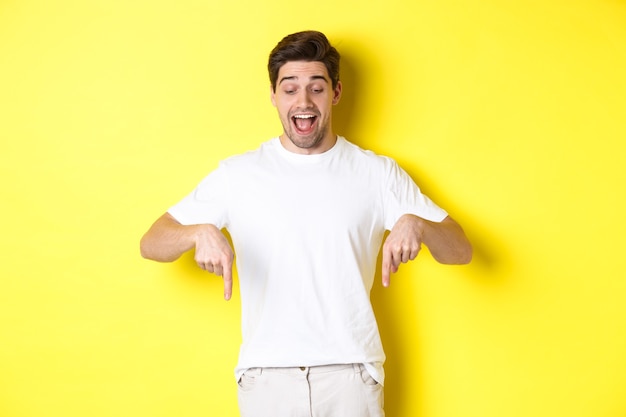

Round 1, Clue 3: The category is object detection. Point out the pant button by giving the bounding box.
[300,367,306,371]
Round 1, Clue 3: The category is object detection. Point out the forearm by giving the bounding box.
[421,215,472,264]
[140,212,200,262]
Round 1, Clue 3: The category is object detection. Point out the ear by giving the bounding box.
[270,85,277,107]
[332,81,342,105]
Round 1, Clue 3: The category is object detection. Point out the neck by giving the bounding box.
[279,133,338,155]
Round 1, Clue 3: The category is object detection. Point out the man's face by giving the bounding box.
[271,60,342,154]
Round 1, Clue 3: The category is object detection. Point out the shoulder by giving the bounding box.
[219,138,278,168]
[338,137,399,172]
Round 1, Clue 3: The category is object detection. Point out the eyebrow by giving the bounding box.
[278,75,329,85]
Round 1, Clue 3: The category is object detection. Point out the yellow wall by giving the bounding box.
[1,1,625,416]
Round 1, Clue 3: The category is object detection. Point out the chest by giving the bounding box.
[227,166,384,238]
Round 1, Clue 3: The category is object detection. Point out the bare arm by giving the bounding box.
[140,212,234,300]
[381,215,472,286]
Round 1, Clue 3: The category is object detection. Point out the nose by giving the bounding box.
[296,90,313,108]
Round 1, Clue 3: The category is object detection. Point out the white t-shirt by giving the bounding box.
[168,137,448,385]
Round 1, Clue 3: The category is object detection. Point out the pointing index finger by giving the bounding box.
[382,247,391,287]
[223,260,233,301]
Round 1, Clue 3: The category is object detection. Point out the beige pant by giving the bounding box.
[237,363,384,417]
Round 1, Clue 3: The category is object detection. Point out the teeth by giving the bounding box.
[293,115,315,119]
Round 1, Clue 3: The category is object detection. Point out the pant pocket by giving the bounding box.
[358,364,380,386]
[237,368,260,392]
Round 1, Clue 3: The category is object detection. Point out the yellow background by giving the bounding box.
[1,1,625,416]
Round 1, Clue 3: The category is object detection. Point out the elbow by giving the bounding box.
[452,239,473,265]
[433,241,473,265]
[139,235,168,262]
[139,245,176,263]
[449,225,473,265]
[139,243,151,260]
[457,244,473,264]
[139,237,154,261]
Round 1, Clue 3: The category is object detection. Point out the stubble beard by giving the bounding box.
[286,128,325,150]
[283,115,328,151]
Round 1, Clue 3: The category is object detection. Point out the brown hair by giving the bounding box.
[268,31,340,92]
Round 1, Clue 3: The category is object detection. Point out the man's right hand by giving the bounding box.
[193,224,234,300]
[140,213,234,301]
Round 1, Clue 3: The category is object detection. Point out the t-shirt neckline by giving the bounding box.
[273,136,344,163]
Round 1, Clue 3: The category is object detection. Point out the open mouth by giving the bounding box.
[292,114,318,135]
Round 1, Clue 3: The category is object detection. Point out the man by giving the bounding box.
[140,30,472,417]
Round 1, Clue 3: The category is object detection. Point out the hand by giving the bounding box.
[381,214,424,287]
[193,224,235,300]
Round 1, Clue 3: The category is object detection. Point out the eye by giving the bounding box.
[311,87,324,94]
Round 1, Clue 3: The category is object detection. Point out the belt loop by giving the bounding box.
[353,363,361,374]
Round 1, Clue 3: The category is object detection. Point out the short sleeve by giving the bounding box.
[382,158,448,230]
[167,162,230,228]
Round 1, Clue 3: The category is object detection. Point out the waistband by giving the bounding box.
[244,363,361,376]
